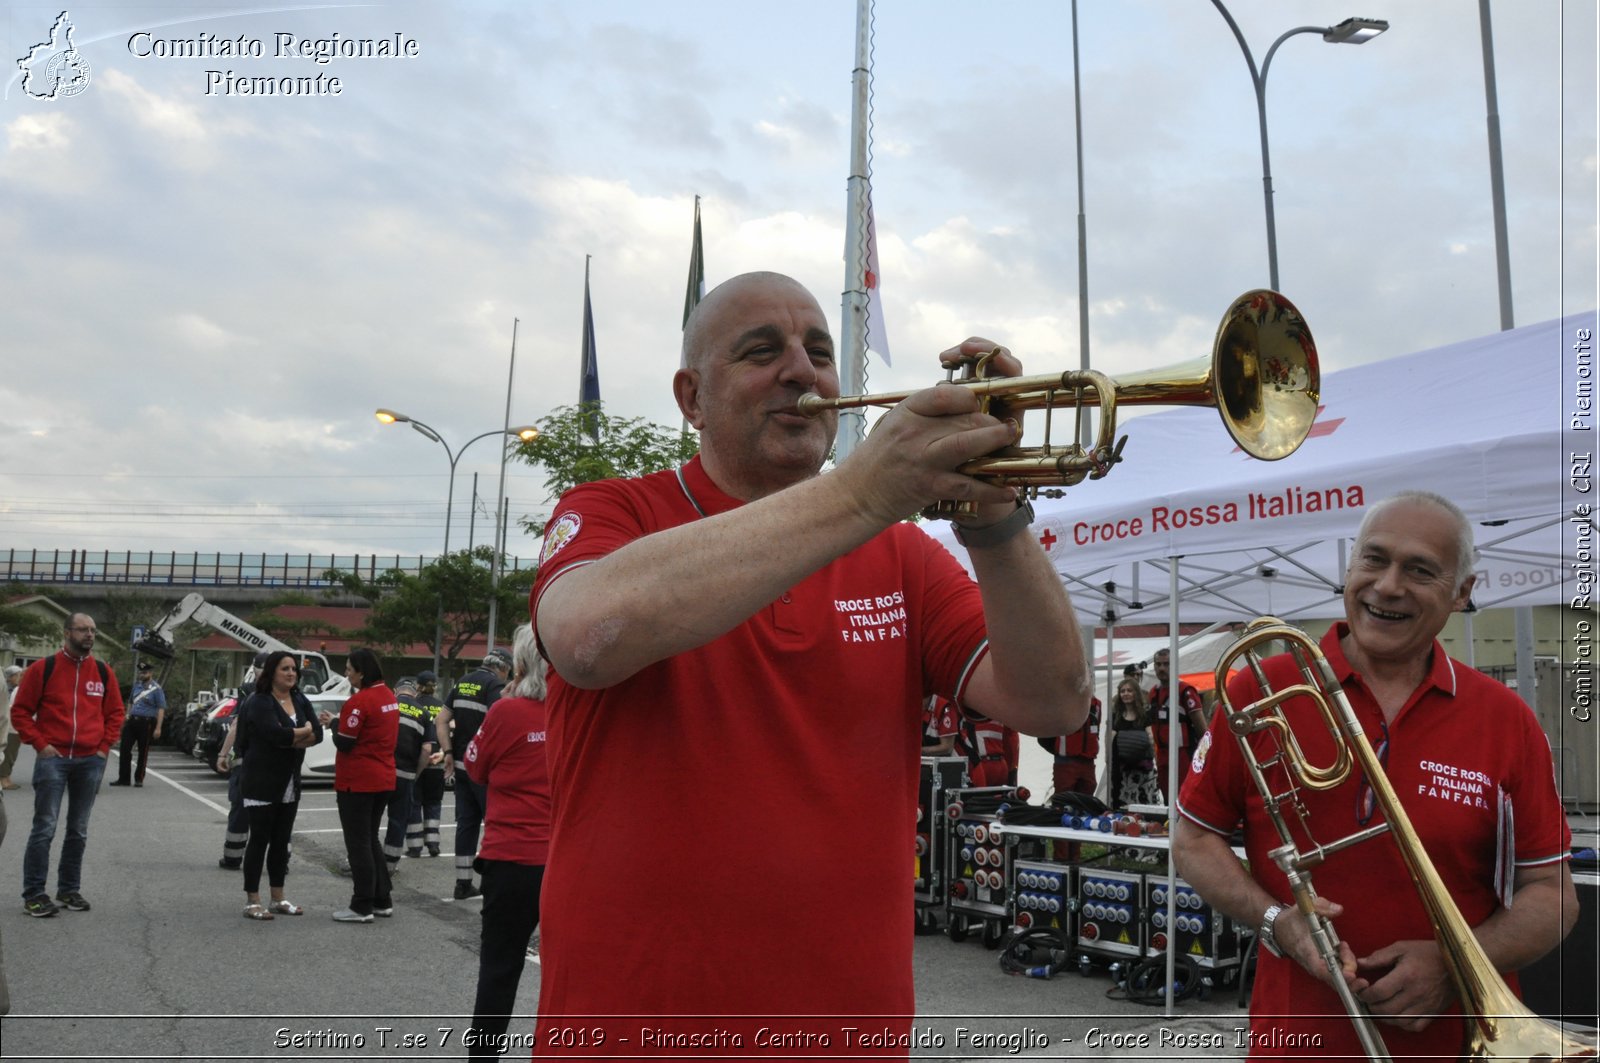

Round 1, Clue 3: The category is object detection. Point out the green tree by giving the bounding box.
[0,582,60,645]
[513,402,698,535]
[324,546,537,665]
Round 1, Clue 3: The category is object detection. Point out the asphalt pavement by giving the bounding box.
[0,744,1248,1062]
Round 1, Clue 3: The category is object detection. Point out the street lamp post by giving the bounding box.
[376,409,538,674]
[1209,5,1389,291]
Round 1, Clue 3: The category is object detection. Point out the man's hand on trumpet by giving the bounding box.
[838,336,1025,527]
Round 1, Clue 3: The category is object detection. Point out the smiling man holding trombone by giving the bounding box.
[1174,490,1585,1062]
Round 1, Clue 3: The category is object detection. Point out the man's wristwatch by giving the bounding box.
[952,499,1035,549]
[1258,903,1287,957]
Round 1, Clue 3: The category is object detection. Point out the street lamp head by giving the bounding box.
[374,408,409,425]
[512,425,540,443]
[1323,17,1389,44]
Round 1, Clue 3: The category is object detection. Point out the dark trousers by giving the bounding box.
[453,775,488,883]
[468,859,545,1059]
[242,801,298,894]
[221,766,248,866]
[116,717,157,784]
[382,777,415,867]
[408,770,444,851]
[336,789,392,914]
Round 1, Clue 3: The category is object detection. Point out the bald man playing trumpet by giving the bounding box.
[526,271,1089,1057]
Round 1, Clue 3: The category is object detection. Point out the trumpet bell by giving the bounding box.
[1211,290,1321,461]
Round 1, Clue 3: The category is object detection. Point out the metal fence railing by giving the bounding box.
[0,548,534,588]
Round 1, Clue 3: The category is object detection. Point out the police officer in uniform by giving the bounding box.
[437,649,510,899]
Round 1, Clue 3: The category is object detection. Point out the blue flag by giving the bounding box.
[579,257,600,441]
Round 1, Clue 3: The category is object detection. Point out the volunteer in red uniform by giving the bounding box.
[531,271,1090,1056]
[1174,491,1576,1062]
[462,624,551,1060]
[320,647,399,924]
[955,715,1016,787]
[1148,646,1204,800]
[920,695,957,755]
[1038,695,1100,796]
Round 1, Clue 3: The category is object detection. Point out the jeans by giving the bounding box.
[468,859,545,1058]
[1,792,11,1014]
[23,754,106,899]
[336,789,392,914]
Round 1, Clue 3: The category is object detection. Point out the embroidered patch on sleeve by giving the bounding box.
[540,512,583,565]
[1189,730,1212,775]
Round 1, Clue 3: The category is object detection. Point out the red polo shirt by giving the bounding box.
[334,683,399,793]
[1178,624,1571,1062]
[529,457,990,1054]
[463,695,550,866]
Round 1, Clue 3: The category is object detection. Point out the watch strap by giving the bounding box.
[952,499,1036,549]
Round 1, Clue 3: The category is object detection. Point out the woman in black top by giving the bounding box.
[235,651,323,920]
[1108,677,1162,808]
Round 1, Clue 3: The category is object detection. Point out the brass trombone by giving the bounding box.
[798,289,1320,519]
[1214,617,1597,1062]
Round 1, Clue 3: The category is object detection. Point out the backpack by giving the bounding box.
[39,654,111,693]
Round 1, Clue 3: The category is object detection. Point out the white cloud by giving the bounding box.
[5,112,70,151]
[99,69,208,143]
[169,312,252,351]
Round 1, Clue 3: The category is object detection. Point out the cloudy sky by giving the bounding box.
[1,0,1594,566]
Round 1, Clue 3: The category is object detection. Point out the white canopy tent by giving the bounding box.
[929,311,1593,1015]
[931,310,1594,817]
[930,310,1592,627]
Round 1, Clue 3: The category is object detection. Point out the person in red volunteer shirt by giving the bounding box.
[319,647,398,924]
[530,271,1090,1056]
[1038,694,1100,797]
[462,624,551,1060]
[1174,491,1576,1061]
[13,613,124,917]
[955,715,1016,787]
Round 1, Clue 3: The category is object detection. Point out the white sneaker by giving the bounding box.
[332,908,373,923]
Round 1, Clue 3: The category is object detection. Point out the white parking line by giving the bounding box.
[142,765,229,816]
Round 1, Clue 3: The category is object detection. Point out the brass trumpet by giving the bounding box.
[1214,618,1597,1062]
[798,289,1320,519]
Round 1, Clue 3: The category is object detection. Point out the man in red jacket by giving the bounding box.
[10,613,124,917]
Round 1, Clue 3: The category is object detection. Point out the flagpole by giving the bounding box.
[579,255,601,443]
[485,316,518,654]
[681,195,706,437]
[837,0,872,461]
[1072,0,1093,448]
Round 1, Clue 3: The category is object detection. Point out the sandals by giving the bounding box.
[268,900,304,916]
[243,903,275,921]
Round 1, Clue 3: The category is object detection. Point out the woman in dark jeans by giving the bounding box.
[320,647,398,923]
[235,651,323,919]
